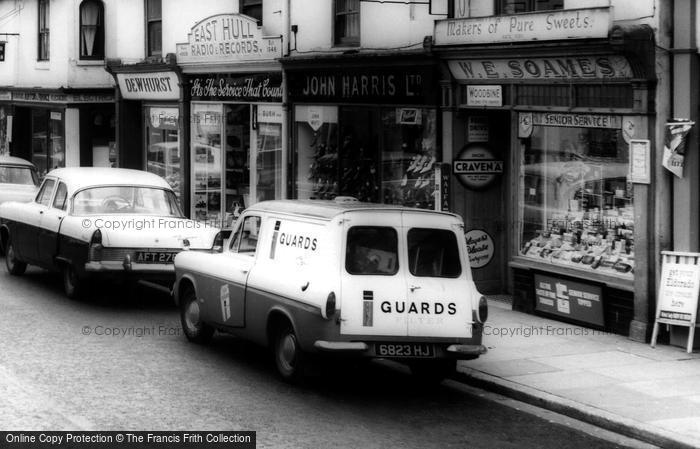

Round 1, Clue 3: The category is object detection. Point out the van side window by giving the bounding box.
[407,228,462,278]
[345,226,398,275]
[230,216,261,254]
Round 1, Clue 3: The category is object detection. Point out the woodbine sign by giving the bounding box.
[435,7,611,46]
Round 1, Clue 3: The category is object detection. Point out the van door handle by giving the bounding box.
[301,281,309,291]
[409,285,421,292]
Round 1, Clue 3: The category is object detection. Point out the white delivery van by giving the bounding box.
[173,198,488,382]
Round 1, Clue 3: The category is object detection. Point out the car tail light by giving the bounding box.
[212,232,223,253]
[323,291,336,320]
[89,229,103,261]
[476,296,488,323]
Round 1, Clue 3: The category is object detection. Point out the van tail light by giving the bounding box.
[212,232,223,253]
[89,229,103,261]
[476,296,488,324]
[323,291,337,320]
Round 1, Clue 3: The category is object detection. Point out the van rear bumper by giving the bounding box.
[445,344,488,356]
[314,341,369,352]
[313,340,487,359]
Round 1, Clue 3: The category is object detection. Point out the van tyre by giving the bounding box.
[62,264,83,299]
[273,323,306,382]
[5,240,27,276]
[409,360,456,383]
[180,287,214,344]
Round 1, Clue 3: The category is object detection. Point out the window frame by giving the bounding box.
[145,0,162,58]
[333,0,360,47]
[36,178,56,207]
[79,0,105,61]
[229,215,261,254]
[37,0,49,61]
[52,182,68,211]
[345,226,399,276]
[240,0,263,24]
[495,0,564,15]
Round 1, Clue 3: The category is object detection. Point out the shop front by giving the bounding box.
[434,8,658,337]
[282,53,441,210]
[0,88,115,178]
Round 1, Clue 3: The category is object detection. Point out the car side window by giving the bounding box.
[52,182,68,210]
[229,216,261,254]
[35,178,56,207]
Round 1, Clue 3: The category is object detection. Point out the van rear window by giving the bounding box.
[408,228,462,278]
[345,227,398,275]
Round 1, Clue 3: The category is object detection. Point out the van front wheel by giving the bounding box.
[273,323,305,382]
[180,287,214,344]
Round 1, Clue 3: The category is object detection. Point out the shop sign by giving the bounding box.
[534,274,604,326]
[257,105,283,124]
[466,85,501,107]
[529,112,621,131]
[629,139,651,184]
[435,7,610,46]
[189,73,283,102]
[397,108,422,125]
[176,14,282,64]
[465,229,494,268]
[149,107,179,130]
[468,116,488,142]
[453,143,503,190]
[116,72,180,101]
[0,91,10,101]
[656,259,700,324]
[439,163,450,211]
[12,92,113,104]
[287,67,435,104]
[448,55,633,81]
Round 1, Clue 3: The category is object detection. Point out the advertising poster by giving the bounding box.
[534,274,604,326]
[662,119,694,178]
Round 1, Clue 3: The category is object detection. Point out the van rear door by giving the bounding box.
[340,212,408,336]
[402,212,472,338]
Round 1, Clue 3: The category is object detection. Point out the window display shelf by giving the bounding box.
[509,256,634,292]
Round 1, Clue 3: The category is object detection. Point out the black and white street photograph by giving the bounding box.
[0,0,700,448]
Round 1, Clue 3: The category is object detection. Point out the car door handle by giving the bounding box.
[39,210,44,214]
[241,270,248,274]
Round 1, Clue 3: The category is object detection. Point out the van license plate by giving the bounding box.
[376,343,434,358]
[135,251,177,264]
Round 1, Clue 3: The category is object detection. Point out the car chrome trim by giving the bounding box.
[313,341,369,352]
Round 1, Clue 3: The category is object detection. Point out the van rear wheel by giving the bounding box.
[180,287,214,344]
[409,360,455,383]
[273,323,306,382]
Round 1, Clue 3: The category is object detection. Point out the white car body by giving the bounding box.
[0,156,39,205]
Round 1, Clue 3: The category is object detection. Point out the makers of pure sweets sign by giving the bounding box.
[176,14,282,63]
[435,7,611,45]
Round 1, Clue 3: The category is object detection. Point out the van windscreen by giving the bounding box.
[408,228,462,278]
[345,227,398,275]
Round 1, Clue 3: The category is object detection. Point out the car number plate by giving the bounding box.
[135,251,177,264]
[376,343,434,358]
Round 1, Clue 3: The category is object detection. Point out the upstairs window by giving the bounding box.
[38,0,49,60]
[79,0,104,60]
[497,0,564,14]
[146,0,162,57]
[240,0,262,24]
[334,0,360,47]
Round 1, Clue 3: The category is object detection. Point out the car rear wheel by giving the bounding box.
[5,240,27,276]
[273,323,306,382]
[409,360,456,383]
[180,287,214,344]
[62,264,83,299]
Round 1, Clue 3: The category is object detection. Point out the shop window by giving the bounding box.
[31,110,64,179]
[255,105,283,203]
[191,103,223,226]
[497,0,564,14]
[240,0,262,24]
[223,104,251,227]
[145,107,182,205]
[334,0,360,47]
[146,0,162,57]
[518,123,635,279]
[38,0,49,61]
[79,0,104,60]
[294,105,437,209]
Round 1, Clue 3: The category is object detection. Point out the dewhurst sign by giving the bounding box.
[177,14,282,64]
[116,72,180,101]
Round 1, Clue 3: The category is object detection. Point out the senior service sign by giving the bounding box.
[176,14,282,64]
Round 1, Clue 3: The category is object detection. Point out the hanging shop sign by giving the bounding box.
[116,72,180,101]
[176,14,282,64]
[534,274,605,327]
[465,229,494,269]
[188,73,283,102]
[662,119,695,179]
[466,85,502,107]
[453,143,503,190]
[448,55,633,81]
[435,7,611,46]
[287,66,435,104]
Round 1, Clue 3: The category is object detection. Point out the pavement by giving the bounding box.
[456,298,700,449]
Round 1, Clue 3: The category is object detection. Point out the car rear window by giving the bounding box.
[407,228,462,278]
[345,226,398,275]
[0,166,38,186]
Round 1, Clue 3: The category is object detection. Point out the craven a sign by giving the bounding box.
[117,72,180,100]
[435,7,611,45]
[453,143,503,190]
[176,14,282,64]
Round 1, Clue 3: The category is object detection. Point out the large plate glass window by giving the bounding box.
[224,104,250,228]
[518,119,635,278]
[145,107,181,205]
[254,105,283,203]
[31,110,64,179]
[191,103,223,225]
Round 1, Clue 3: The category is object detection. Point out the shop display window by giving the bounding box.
[255,106,283,203]
[518,125,635,279]
[31,109,64,179]
[191,103,223,225]
[224,104,250,227]
[294,105,437,209]
[145,107,181,205]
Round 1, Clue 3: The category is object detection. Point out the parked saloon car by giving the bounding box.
[0,167,221,298]
[0,156,40,254]
[173,198,488,382]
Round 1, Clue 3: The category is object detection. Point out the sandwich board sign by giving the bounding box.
[651,251,700,353]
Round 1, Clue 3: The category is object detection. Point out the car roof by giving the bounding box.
[246,199,461,221]
[0,155,36,168]
[45,167,172,194]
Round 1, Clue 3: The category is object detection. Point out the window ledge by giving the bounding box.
[74,59,105,67]
[35,61,50,70]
